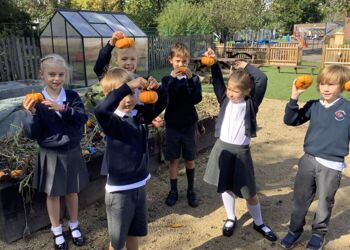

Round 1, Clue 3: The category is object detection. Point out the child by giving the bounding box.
[203,48,277,241]
[280,65,350,250]
[94,68,166,250]
[161,42,202,207]
[22,54,89,249]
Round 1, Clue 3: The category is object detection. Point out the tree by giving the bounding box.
[0,0,30,24]
[70,0,125,12]
[124,0,159,31]
[157,0,212,36]
[321,0,350,21]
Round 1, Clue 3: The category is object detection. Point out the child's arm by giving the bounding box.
[94,32,121,80]
[284,81,313,126]
[211,62,226,105]
[240,62,267,107]
[22,97,42,140]
[186,72,202,105]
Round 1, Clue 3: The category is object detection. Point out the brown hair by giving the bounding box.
[169,42,190,59]
[228,69,255,96]
[100,67,134,95]
[40,53,70,84]
[317,64,350,91]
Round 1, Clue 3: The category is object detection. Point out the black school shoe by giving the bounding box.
[280,231,302,249]
[222,218,237,237]
[253,223,278,241]
[306,233,325,250]
[165,190,178,206]
[187,190,198,207]
[53,233,68,250]
[69,226,85,246]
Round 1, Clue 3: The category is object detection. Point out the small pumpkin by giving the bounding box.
[139,90,158,104]
[25,92,44,102]
[344,80,350,91]
[295,75,313,89]
[201,56,215,66]
[86,118,95,128]
[115,37,135,49]
[178,66,188,74]
[10,169,23,177]
[82,149,90,157]
[0,170,10,182]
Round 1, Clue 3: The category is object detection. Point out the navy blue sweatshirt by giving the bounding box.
[94,84,167,186]
[94,42,114,80]
[23,90,88,151]
[161,74,202,129]
[211,63,267,138]
[284,98,350,162]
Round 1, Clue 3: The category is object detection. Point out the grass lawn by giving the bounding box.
[150,62,350,102]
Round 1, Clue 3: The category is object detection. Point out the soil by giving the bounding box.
[1,97,350,250]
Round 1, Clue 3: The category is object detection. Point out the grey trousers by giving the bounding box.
[289,153,342,236]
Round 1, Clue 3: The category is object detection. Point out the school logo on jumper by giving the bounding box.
[334,110,346,121]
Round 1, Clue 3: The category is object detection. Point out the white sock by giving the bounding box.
[247,203,264,226]
[51,225,65,245]
[222,191,236,227]
[69,220,81,238]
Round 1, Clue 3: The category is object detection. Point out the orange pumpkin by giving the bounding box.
[0,170,9,182]
[178,66,188,74]
[139,90,158,104]
[115,37,135,49]
[344,80,350,91]
[86,118,95,128]
[295,75,313,89]
[25,92,44,102]
[10,169,23,177]
[201,56,215,66]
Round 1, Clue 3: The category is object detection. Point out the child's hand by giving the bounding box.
[233,60,248,69]
[146,76,160,90]
[41,99,65,112]
[152,116,164,128]
[291,79,307,100]
[172,67,192,79]
[203,48,216,59]
[109,31,124,46]
[127,77,148,90]
[23,96,37,114]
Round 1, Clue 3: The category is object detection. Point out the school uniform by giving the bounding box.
[203,63,267,198]
[161,73,202,160]
[94,83,166,249]
[23,88,89,196]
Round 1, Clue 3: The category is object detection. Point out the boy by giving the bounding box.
[94,68,166,250]
[161,42,202,207]
[280,65,350,250]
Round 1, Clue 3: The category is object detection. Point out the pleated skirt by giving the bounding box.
[203,139,256,199]
[33,146,89,196]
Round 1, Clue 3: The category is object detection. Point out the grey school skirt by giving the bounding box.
[33,146,89,196]
[203,139,256,199]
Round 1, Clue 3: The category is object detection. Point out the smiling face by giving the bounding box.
[116,47,138,73]
[40,61,66,93]
[169,54,190,71]
[117,91,137,113]
[319,82,342,104]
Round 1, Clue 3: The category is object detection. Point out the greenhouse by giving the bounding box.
[40,9,148,87]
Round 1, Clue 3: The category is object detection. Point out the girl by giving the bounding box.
[203,49,277,241]
[22,54,89,250]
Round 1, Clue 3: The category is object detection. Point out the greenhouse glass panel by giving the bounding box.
[91,24,113,37]
[60,11,99,37]
[113,15,146,37]
[66,22,80,38]
[134,38,148,76]
[52,13,65,37]
[84,38,101,85]
[41,37,53,56]
[41,23,52,37]
[101,14,132,36]
[68,37,84,86]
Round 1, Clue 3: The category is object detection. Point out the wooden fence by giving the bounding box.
[0,36,40,82]
[215,43,302,66]
[148,35,212,70]
[322,44,350,68]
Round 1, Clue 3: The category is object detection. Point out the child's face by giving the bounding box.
[319,82,342,104]
[117,92,136,113]
[169,55,189,70]
[40,62,66,92]
[117,48,138,73]
[226,80,246,103]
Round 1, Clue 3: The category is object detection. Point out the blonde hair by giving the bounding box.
[228,69,255,96]
[317,64,350,91]
[100,67,134,95]
[169,42,190,59]
[40,54,70,84]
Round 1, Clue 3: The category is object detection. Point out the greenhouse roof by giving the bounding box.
[48,9,146,38]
